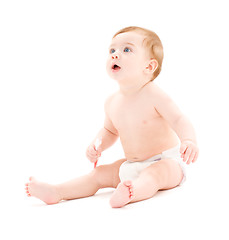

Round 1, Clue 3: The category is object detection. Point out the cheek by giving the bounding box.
[124,58,136,69]
[126,60,143,73]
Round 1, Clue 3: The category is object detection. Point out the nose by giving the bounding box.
[112,54,119,60]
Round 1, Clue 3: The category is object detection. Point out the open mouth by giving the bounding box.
[112,64,121,71]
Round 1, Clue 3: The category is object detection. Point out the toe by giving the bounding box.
[123,180,132,187]
[29,176,35,182]
[124,181,134,200]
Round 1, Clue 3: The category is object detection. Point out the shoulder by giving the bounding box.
[147,82,172,103]
[147,83,182,120]
[104,91,119,111]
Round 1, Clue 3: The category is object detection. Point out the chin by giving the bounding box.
[107,73,122,82]
[112,76,126,83]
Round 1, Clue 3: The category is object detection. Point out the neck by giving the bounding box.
[118,79,151,96]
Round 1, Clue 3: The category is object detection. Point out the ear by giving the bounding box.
[144,59,158,74]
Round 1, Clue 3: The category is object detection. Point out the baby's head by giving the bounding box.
[112,26,163,81]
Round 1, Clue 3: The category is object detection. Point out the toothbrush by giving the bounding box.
[94,138,102,168]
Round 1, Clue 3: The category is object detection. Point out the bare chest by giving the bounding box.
[109,96,160,132]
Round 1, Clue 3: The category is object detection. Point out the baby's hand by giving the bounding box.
[86,142,102,163]
[180,140,199,164]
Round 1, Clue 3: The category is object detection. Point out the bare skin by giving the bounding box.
[25,157,183,207]
[25,31,199,207]
[26,159,126,205]
[25,177,61,204]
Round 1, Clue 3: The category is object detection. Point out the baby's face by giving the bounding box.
[106,31,150,83]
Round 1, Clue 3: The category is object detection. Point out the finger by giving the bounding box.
[86,152,97,162]
[87,151,96,158]
[180,143,187,154]
[187,150,195,164]
[184,147,192,164]
[182,150,187,162]
[97,146,102,155]
[192,151,199,163]
[88,157,97,163]
[187,149,196,164]
[89,147,97,155]
[92,146,101,158]
[87,147,98,157]
[88,158,97,163]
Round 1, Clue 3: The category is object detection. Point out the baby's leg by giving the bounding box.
[25,177,63,204]
[25,159,125,205]
[109,180,134,208]
[110,159,183,208]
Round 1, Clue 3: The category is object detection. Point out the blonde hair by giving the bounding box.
[113,26,164,81]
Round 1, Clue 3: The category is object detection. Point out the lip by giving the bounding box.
[111,63,121,73]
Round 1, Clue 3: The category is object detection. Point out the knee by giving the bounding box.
[89,160,125,189]
[90,166,103,186]
[144,160,183,189]
[90,165,113,188]
[141,163,169,188]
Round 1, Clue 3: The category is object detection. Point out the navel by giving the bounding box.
[142,120,147,124]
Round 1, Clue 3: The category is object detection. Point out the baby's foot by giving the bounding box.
[110,180,134,208]
[25,177,62,205]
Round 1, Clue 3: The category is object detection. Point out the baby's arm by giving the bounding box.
[96,94,119,151]
[153,86,199,164]
[86,95,119,163]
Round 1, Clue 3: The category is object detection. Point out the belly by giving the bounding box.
[119,121,180,161]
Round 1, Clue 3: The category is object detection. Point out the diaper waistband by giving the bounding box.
[127,144,181,164]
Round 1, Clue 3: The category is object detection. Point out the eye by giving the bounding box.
[110,48,115,54]
[124,47,131,53]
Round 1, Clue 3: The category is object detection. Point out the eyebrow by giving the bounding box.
[109,42,136,48]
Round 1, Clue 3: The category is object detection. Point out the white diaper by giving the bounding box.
[119,145,186,185]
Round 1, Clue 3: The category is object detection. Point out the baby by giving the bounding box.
[25,26,199,208]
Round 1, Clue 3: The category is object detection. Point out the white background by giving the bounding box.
[0,0,228,239]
